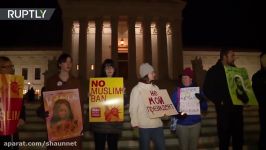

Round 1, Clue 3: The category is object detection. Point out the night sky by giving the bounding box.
[0,0,265,51]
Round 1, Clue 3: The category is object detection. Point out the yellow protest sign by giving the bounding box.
[89,78,124,122]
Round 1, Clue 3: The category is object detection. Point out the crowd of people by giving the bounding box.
[0,49,265,150]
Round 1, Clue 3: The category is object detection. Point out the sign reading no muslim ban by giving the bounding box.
[179,87,200,115]
[0,8,55,20]
[89,78,124,122]
[142,89,178,118]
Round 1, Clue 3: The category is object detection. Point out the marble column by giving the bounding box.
[63,19,73,54]
[78,19,88,103]
[156,18,169,80]
[171,19,183,78]
[95,18,103,76]
[142,17,152,64]
[110,17,119,69]
[71,21,80,77]
[128,17,137,80]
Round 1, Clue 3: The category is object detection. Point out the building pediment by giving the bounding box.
[58,0,186,19]
[66,0,183,3]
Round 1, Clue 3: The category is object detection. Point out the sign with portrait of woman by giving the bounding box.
[43,89,83,141]
[224,66,258,105]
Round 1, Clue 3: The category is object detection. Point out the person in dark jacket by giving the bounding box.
[0,56,26,150]
[171,67,208,150]
[203,48,244,150]
[36,53,83,150]
[252,52,266,150]
[91,59,123,150]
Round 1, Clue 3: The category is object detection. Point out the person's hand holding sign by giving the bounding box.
[17,119,25,127]
[176,111,187,119]
[195,93,204,102]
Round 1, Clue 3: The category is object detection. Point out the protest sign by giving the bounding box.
[0,74,23,136]
[143,89,177,118]
[89,78,124,122]
[43,89,83,141]
[224,66,258,105]
[179,87,200,115]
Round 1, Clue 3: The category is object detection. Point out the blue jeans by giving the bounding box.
[139,127,165,150]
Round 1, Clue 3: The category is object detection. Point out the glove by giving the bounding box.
[176,111,187,119]
[195,93,204,102]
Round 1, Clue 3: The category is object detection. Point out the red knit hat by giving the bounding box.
[182,67,194,79]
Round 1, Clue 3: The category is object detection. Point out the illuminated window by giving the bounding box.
[35,68,41,80]
[22,68,28,80]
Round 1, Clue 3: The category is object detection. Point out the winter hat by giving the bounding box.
[139,63,154,78]
[182,67,194,79]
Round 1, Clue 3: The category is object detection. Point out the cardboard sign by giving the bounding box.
[89,78,124,122]
[43,89,83,141]
[224,66,258,105]
[143,89,177,118]
[0,74,24,136]
[179,87,200,115]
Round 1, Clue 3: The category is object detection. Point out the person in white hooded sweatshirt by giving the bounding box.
[129,63,165,150]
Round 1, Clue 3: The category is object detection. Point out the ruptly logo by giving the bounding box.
[0,8,55,20]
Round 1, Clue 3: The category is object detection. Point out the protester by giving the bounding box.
[28,87,35,102]
[0,56,26,150]
[203,48,244,150]
[252,52,266,150]
[170,67,207,150]
[36,53,83,150]
[90,59,123,150]
[129,63,165,150]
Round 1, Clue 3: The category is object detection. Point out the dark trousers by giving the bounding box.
[259,105,266,150]
[94,133,120,150]
[216,105,243,150]
[0,133,19,150]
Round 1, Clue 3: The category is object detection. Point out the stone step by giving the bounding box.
[23,113,260,128]
[20,119,259,134]
[26,110,260,119]
[19,123,259,141]
[25,102,259,111]
[19,133,258,150]
[18,144,258,150]
[21,103,260,150]
[18,145,258,150]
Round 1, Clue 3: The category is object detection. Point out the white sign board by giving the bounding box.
[179,87,200,115]
[143,89,178,118]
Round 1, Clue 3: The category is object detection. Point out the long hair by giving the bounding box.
[50,99,74,125]
[0,56,11,63]
[100,59,116,77]
[139,75,156,85]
